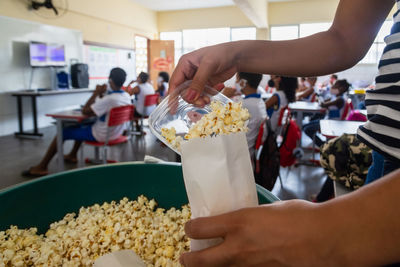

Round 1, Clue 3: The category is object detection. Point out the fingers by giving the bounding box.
[188,58,217,102]
[180,243,232,267]
[169,55,197,96]
[185,214,232,240]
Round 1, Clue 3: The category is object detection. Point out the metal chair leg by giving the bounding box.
[102,146,107,164]
[94,147,100,161]
[79,143,84,168]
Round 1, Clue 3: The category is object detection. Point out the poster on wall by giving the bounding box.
[83,45,136,89]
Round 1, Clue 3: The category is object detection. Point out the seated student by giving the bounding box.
[156,71,169,97]
[265,75,297,131]
[23,68,131,177]
[303,79,350,147]
[296,77,317,101]
[126,72,155,117]
[223,72,267,158]
[298,77,307,92]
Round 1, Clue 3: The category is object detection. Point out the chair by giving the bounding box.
[81,105,134,165]
[341,98,354,120]
[132,93,159,135]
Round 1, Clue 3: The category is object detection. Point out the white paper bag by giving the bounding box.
[181,132,258,251]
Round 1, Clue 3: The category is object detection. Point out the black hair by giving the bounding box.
[238,72,262,89]
[158,71,169,83]
[333,79,350,93]
[138,72,149,83]
[331,74,338,80]
[279,77,297,103]
[109,67,127,88]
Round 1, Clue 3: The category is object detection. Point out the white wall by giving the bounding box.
[0,16,85,136]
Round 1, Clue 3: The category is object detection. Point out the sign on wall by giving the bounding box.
[83,44,136,88]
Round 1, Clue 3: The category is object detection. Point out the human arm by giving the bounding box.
[265,94,278,109]
[296,87,315,101]
[125,80,141,96]
[82,84,106,115]
[180,169,400,267]
[170,0,394,103]
[320,97,344,109]
[221,87,239,98]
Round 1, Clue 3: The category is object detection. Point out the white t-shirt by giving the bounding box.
[135,82,155,116]
[90,91,131,142]
[257,86,266,95]
[241,95,267,156]
[269,90,288,131]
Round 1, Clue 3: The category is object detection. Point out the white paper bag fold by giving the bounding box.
[181,132,258,251]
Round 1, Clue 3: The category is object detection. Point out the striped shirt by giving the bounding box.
[357,2,400,162]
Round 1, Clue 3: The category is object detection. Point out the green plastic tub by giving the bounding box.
[0,163,279,233]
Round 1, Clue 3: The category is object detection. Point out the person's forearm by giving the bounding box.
[232,0,393,77]
[319,169,400,266]
[82,93,98,115]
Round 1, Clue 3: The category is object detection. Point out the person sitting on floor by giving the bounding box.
[222,72,267,159]
[265,75,297,131]
[23,68,131,177]
[303,79,351,147]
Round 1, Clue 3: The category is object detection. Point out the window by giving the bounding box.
[160,31,182,66]
[299,23,331,38]
[160,27,256,63]
[270,25,299,41]
[135,35,148,75]
[231,27,257,41]
[360,20,392,64]
[270,21,392,64]
[182,28,231,54]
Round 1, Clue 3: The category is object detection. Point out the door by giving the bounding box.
[148,40,175,90]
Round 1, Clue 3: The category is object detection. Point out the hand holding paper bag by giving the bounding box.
[181,132,258,251]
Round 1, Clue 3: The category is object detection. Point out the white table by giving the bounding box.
[320,119,365,138]
[288,101,326,131]
[11,88,94,138]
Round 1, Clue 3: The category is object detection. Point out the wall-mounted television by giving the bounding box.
[29,41,66,67]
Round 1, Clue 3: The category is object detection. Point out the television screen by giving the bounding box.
[29,42,47,67]
[47,44,66,66]
[29,42,66,67]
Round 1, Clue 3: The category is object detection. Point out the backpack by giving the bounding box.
[279,118,301,167]
[254,119,280,191]
[320,134,372,190]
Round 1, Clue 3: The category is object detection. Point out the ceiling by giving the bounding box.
[130,0,295,11]
[131,0,235,11]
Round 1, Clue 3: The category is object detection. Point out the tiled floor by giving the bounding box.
[0,123,327,200]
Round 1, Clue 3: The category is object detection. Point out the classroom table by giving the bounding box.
[12,88,94,138]
[288,101,326,131]
[46,110,95,171]
[320,119,365,139]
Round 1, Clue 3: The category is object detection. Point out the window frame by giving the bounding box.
[270,21,392,65]
[160,26,257,63]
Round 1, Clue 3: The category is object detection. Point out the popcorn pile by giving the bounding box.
[0,196,190,267]
[162,101,250,150]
